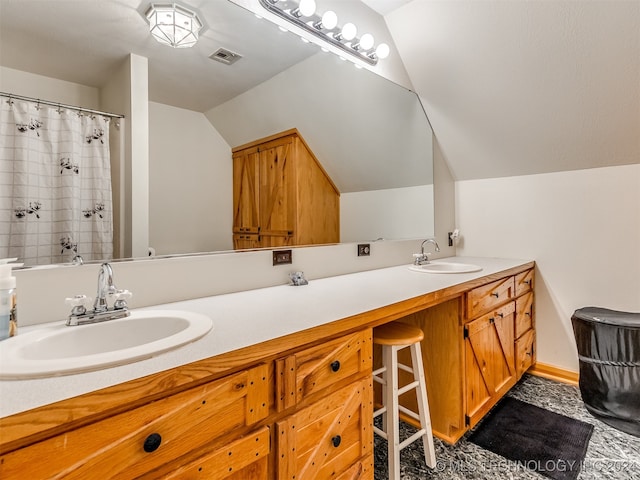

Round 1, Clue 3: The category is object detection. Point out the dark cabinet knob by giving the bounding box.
[143,433,162,453]
[331,435,342,448]
[330,361,341,372]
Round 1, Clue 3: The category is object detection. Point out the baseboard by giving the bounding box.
[528,362,579,386]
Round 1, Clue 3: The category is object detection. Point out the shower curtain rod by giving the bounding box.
[0,91,124,119]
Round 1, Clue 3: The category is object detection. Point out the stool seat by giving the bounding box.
[374,323,424,346]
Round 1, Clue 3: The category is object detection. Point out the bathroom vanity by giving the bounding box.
[0,257,534,479]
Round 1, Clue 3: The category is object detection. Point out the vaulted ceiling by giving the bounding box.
[2,1,638,183]
[384,1,640,181]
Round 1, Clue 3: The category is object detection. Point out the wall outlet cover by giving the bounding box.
[357,244,371,256]
[273,249,292,265]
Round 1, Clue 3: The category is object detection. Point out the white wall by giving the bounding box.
[0,66,100,108]
[456,164,640,372]
[149,102,233,255]
[15,238,434,327]
[341,185,434,242]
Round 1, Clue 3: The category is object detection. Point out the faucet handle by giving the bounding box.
[111,289,132,310]
[65,295,92,316]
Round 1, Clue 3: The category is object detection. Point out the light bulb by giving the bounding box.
[375,43,390,59]
[359,33,374,50]
[341,22,357,41]
[321,10,338,30]
[298,0,316,17]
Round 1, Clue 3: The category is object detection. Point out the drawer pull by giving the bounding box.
[524,280,532,285]
[491,293,499,298]
[143,433,162,453]
[330,361,341,372]
[331,435,342,448]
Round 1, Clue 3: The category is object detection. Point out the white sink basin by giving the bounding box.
[0,310,213,379]
[409,262,482,274]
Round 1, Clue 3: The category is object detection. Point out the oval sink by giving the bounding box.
[409,262,482,274]
[0,310,213,379]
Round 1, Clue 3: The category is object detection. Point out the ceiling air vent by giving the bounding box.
[209,48,242,65]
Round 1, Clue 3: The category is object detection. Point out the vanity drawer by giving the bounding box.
[0,364,271,479]
[515,269,535,297]
[277,377,373,480]
[515,329,535,378]
[515,291,534,339]
[276,329,372,410]
[157,426,270,480]
[466,276,515,319]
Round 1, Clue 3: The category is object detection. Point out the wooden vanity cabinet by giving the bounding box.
[0,364,271,479]
[275,329,374,480]
[232,129,340,250]
[392,267,536,444]
[0,330,373,480]
[277,378,373,480]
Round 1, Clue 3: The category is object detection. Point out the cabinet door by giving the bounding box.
[259,138,295,236]
[277,378,373,480]
[0,365,271,479]
[233,149,260,232]
[465,302,516,428]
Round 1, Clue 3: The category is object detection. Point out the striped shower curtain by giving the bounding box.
[0,97,113,266]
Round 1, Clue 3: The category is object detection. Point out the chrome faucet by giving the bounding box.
[94,262,117,313]
[66,262,132,326]
[413,239,440,265]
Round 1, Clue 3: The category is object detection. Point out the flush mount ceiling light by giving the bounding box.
[145,3,203,48]
[258,0,390,66]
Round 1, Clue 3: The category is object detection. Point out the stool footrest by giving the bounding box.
[372,366,386,377]
[398,363,414,374]
[373,406,387,419]
[398,405,420,422]
[399,429,427,451]
[397,380,419,396]
[373,425,388,440]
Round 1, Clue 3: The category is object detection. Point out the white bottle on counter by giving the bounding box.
[0,262,17,341]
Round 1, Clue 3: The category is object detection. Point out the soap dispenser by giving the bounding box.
[0,260,18,341]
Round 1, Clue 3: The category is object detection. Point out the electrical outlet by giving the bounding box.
[357,244,370,256]
[273,249,292,265]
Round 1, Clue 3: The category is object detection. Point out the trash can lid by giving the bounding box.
[572,307,640,327]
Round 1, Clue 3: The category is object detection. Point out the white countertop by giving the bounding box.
[0,256,531,418]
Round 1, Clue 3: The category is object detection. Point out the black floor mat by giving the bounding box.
[468,397,594,480]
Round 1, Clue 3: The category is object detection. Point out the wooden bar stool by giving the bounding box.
[373,322,436,479]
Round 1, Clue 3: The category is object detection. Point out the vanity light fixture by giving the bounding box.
[258,0,390,66]
[145,3,203,48]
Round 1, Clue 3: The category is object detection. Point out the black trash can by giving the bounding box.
[571,307,640,437]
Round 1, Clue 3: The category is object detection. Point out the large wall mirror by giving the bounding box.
[0,0,434,267]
